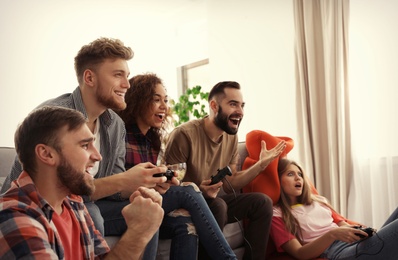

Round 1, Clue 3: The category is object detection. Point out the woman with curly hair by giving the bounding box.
[116,73,236,260]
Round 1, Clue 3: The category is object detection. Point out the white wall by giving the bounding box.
[348,0,398,229]
[349,0,398,157]
[0,0,297,158]
[208,0,297,156]
[0,0,208,147]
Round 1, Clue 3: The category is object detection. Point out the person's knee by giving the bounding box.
[211,197,228,214]
[181,182,201,192]
[249,193,273,217]
[168,208,191,217]
[163,215,198,237]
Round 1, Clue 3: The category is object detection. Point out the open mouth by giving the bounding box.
[295,183,302,188]
[156,113,165,120]
[86,164,95,174]
[229,117,241,126]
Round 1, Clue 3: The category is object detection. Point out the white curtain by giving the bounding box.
[293,0,350,216]
[294,0,398,229]
[347,0,398,229]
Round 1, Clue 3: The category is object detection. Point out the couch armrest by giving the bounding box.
[0,147,17,192]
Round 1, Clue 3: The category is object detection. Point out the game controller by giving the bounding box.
[210,166,232,185]
[153,169,175,181]
[353,226,375,238]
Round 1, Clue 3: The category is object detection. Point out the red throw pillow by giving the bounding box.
[242,130,294,204]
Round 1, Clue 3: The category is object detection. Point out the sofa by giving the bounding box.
[0,144,247,259]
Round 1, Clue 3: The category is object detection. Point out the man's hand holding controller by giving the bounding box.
[120,163,168,196]
[153,169,175,180]
[200,166,232,199]
[210,166,232,185]
[153,165,181,187]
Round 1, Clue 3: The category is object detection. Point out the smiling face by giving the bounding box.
[94,58,130,110]
[141,83,168,131]
[213,87,244,135]
[56,124,102,196]
[280,163,304,205]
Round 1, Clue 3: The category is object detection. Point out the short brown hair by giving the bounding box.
[14,106,87,174]
[74,37,134,83]
[208,81,241,102]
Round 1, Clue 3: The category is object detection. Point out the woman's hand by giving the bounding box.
[330,226,369,243]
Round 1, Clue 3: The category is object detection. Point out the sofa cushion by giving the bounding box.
[242,130,294,204]
[0,147,17,191]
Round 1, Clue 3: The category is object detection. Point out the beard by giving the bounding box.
[96,82,127,110]
[214,106,241,135]
[57,154,95,196]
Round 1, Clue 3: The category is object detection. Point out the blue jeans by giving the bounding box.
[160,184,236,260]
[321,207,398,259]
[86,199,158,260]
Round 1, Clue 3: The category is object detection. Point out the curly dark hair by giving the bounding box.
[74,37,134,84]
[116,73,172,152]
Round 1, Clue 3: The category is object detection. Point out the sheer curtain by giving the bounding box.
[294,0,398,228]
[293,0,351,216]
[347,0,398,229]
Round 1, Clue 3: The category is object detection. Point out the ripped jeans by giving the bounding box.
[92,184,236,260]
[160,184,236,260]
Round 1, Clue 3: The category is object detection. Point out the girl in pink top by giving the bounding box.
[271,158,398,260]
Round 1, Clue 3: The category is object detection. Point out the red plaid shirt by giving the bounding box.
[0,171,109,259]
[125,123,159,169]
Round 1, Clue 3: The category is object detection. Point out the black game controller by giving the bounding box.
[210,166,232,185]
[153,169,175,181]
[353,226,375,238]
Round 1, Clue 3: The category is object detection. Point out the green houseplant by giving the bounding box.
[171,85,209,127]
